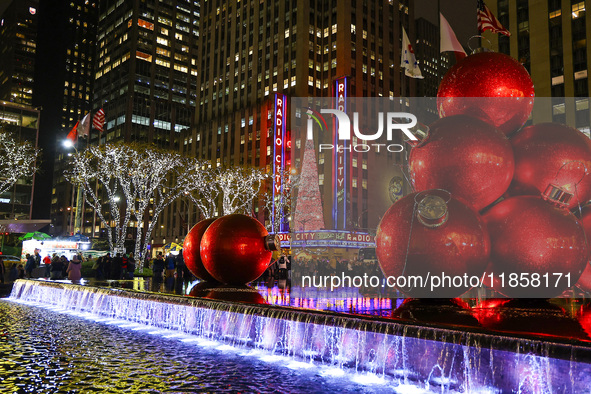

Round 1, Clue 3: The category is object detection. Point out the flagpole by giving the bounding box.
[437,0,441,81]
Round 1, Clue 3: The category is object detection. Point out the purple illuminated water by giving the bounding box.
[7,279,591,392]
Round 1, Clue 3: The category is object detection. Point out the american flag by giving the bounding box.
[477,0,511,36]
[92,108,105,132]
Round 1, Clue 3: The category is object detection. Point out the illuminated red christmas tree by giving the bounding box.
[293,140,326,232]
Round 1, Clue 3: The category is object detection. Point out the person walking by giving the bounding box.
[95,255,105,280]
[24,254,35,278]
[34,249,41,269]
[175,250,185,281]
[50,255,65,280]
[165,253,176,278]
[120,254,128,279]
[126,253,136,279]
[103,253,112,279]
[67,254,82,281]
[43,255,51,278]
[152,253,165,280]
[0,256,5,284]
[60,255,69,278]
[111,253,123,280]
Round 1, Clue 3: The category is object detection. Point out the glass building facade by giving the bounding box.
[0,101,40,220]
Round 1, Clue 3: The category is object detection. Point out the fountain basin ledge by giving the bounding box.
[8,279,591,392]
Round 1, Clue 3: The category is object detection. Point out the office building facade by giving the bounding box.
[0,101,40,220]
[0,0,38,106]
[485,0,591,132]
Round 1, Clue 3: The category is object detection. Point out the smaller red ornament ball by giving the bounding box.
[200,214,277,285]
[409,115,514,211]
[509,123,591,211]
[484,196,588,298]
[437,51,534,135]
[183,218,217,282]
[575,204,591,294]
[375,190,490,298]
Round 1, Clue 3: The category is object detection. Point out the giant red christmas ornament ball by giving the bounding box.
[183,218,217,281]
[509,123,591,211]
[437,51,534,135]
[375,190,490,298]
[409,115,514,211]
[484,195,588,298]
[200,214,277,285]
[575,204,591,294]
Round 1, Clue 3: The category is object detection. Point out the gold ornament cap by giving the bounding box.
[265,234,280,251]
[417,194,449,228]
[542,184,573,208]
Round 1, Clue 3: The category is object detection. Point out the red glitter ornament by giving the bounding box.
[437,51,534,135]
[484,196,588,298]
[474,299,589,341]
[409,115,514,212]
[200,214,278,285]
[375,190,490,298]
[183,218,218,282]
[577,304,591,340]
[575,204,591,294]
[509,123,591,211]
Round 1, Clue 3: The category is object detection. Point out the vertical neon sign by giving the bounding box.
[272,93,287,232]
[333,77,348,230]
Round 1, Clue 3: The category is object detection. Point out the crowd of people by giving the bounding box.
[93,252,136,280]
[0,250,86,282]
[261,253,292,281]
[150,251,188,281]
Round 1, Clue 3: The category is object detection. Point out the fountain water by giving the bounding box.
[8,279,591,392]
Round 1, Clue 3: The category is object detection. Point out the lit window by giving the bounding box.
[138,19,154,30]
[572,2,585,19]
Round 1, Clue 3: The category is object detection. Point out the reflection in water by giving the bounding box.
[0,300,403,393]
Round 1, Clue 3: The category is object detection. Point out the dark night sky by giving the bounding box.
[0,0,9,16]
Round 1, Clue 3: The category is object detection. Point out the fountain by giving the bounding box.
[8,279,591,392]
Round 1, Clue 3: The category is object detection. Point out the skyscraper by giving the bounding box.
[485,0,591,132]
[93,0,199,148]
[414,17,452,98]
[45,0,100,235]
[0,0,38,106]
[61,0,201,242]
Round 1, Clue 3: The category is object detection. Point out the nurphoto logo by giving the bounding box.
[305,106,418,153]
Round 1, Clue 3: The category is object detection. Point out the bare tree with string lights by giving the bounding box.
[218,167,269,216]
[64,144,134,253]
[129,146,208,262]
[0,131,40,195]
[184,164,222,220]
